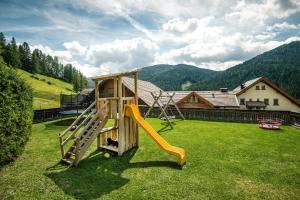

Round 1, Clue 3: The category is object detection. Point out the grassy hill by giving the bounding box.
[17,69,75,110]
[139,64,217,90]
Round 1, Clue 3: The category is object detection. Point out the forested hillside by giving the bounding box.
[139,64,217,90]
[189,41,300,99]
[140,41,300,99]
[0,32,87,92]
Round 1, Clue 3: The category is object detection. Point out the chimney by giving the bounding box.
[240,83,245,89]
[220,88,228,92]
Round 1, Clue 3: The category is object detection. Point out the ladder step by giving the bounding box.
[67,151,76,156]
[62,158,75,165]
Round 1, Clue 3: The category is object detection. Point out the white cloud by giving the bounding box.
[85,38,159,74]
[63,41,87,56]
[16,0,300,77]
[267,22,300,31]
[156,35,300,70]
[162,18,200,36]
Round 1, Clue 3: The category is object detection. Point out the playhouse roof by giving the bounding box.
[90,70,138,81]
[122,77,162,106]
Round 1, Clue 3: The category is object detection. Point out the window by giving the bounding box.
[264,98,269,105]
[256,85,260,90]
[261,85,266,90]
[273,98,279,106]
[240,98,245,105]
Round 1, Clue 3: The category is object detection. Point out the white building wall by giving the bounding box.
[237,82,300,112]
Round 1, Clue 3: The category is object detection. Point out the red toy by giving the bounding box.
[257,118,284,130]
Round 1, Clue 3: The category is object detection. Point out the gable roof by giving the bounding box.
[163,91,239,108]
[122,77,162,106]
[176,91,214,108]
[234,77,300,107]
[233,77,262,92]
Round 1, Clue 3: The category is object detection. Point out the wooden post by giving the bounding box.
[113,78,118,98]
[97,134,100,149]
[134,73,138,105]
[94,80,99,108]
[118,76,125,156]
[134,72,139,147]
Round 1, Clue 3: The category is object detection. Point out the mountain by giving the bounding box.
[189,41,300,99]
[17,69,74,110]
[139,64,218,90]
[139,41,300,99]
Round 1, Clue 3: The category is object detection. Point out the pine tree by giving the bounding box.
[53,56,59,78]
[40,52,48,75]
[19,42,31,71]
[31,49,41,73]
[10,37,21,68]
[73,68,80,92]
[0,32,5,49]
[0,32,6,61]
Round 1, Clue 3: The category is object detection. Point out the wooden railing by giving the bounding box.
[59,101,96,158]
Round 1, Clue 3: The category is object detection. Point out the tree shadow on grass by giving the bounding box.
[45,149,179,200]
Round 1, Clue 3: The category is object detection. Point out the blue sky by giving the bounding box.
[1,0,300,77]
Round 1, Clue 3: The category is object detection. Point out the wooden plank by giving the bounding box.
[97,135,100,149]
[95,80,99,106]
[111,100,117,119]
[78,117,108,161]
[112,129,118,140]
[118,76,125,156]
[114,78,118,97]
[134,73,138,105]
[124,117,129,151]
[136,121,139,147]
[59,137,65,158]
[90,70,138,81]
[129,118,133,149]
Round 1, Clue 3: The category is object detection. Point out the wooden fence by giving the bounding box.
[139,106,300,125]
[33,106,300,127]
[33,108,82,123]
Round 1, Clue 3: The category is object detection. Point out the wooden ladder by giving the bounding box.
[58,101,109,166]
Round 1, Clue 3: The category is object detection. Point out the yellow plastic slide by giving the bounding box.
[124,104,186,167]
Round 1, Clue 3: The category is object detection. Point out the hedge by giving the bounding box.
[0,61,33,165]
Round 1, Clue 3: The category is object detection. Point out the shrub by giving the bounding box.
[41,78,46,82]
[0,61,33,165]
[30,75,39,80]
[47,81,52,85]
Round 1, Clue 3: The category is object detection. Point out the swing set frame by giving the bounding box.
[144,91,185,128]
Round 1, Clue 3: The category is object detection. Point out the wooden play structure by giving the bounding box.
[58,71,186,167]
[144,91,185,128]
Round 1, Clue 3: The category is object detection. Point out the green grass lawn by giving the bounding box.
[17,69,75,110]
[1,119,300,199]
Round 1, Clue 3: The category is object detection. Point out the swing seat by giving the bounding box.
[160,115,176,120]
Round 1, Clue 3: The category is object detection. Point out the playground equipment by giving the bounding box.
[144,91,185,128]
[58,71,186,167]
[257,118,284,130]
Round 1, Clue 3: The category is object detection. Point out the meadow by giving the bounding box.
[1,118,299,199]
